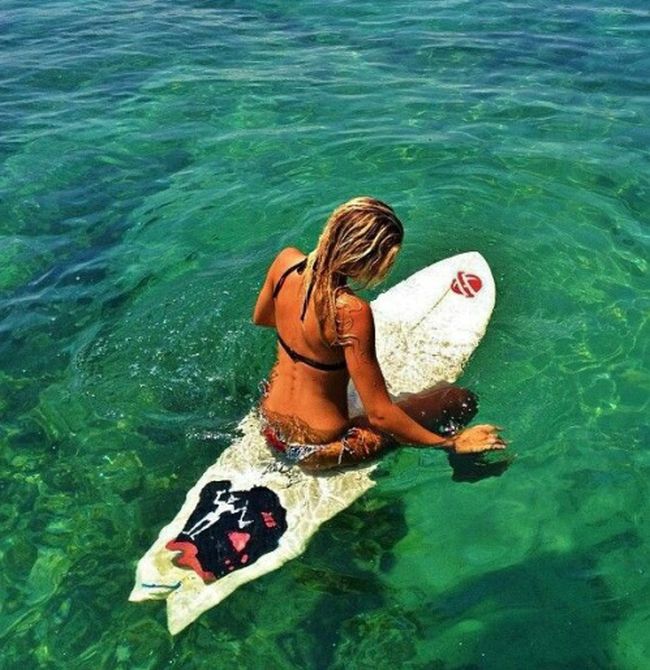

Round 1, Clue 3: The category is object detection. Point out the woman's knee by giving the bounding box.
[446,387,478,421]
[436,387,478,434]
[397,384,478,430]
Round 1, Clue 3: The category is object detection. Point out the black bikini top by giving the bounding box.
[272,259,346,372]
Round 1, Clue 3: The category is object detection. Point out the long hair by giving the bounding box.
[301,196,403,345]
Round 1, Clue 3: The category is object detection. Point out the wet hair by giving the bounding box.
[301,196,403,345]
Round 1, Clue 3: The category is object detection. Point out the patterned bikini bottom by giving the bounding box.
[259,410,359,466]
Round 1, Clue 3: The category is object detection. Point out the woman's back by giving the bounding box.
[260,247,350,442]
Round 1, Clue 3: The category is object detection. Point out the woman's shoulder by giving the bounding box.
[267,247,306,282]
[335,290,374,339]
[275,246,306,267]
[335,289,369,311]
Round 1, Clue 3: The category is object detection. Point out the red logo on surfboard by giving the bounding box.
[451,271,482,298]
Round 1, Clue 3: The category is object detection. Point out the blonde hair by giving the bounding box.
[301,196,403,345]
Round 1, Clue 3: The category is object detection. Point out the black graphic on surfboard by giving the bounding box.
[166,480,288,583]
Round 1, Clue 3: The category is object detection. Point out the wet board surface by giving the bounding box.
[129,252,496,634]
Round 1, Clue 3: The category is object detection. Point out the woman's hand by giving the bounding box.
[449,425,506,454]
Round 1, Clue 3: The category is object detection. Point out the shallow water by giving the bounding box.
[1,0,648,668]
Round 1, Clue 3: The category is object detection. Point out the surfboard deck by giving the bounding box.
[129,252,496,634]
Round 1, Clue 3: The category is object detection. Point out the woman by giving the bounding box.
[253,196,505,471]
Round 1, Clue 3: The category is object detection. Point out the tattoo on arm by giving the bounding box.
[336,295,374,362]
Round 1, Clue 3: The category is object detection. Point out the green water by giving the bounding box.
[1,1,648,667]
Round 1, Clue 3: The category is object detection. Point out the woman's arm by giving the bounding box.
[252,261,277,327]
[339,294,505,453]
[339,294,453,447]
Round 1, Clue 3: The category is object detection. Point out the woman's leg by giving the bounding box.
[395,383,478,436]
[298,421,394,471]
[299,384,478,471]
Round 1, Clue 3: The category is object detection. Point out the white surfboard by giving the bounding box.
[129,252,495,634]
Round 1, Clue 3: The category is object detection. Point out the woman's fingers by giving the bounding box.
[454,426,508,453]
[485,435,507,451]
[472,424,496,431]
[475,424,507,444]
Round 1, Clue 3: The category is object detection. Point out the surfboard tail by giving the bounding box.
[129,562,183,602]
[131,469,377,633]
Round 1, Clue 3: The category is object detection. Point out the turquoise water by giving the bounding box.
[1,0,648,667]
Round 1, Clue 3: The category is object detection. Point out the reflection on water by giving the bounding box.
[447,451,514,484]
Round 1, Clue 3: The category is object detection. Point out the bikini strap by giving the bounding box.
[277,333,346,372]
[299,274,315,322]
[272,258,307,299]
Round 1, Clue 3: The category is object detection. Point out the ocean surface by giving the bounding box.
[1,0,648,668]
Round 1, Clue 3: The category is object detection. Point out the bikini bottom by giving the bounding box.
[259,408,389,467]
[259,420,351,466]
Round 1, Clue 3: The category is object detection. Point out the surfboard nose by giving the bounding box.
[372,252,496,396]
